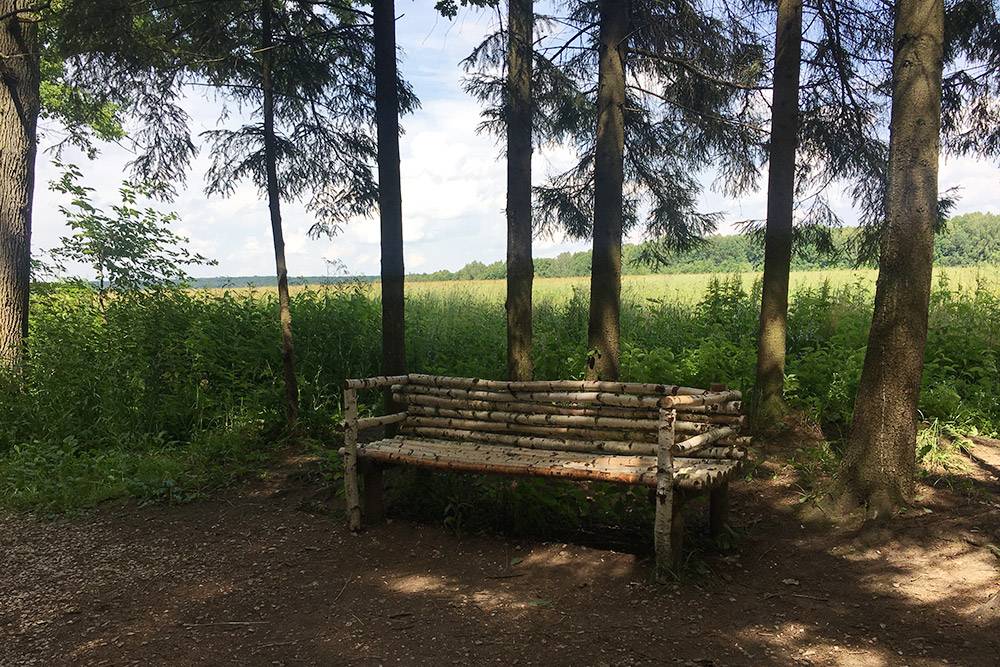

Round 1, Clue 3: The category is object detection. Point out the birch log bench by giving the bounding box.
[339,373,749,580]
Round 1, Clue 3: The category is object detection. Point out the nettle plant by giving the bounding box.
[47,163,215,309]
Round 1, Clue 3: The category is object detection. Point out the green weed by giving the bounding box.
[2,272,998,512]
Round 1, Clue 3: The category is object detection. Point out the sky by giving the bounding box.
[31,3,1000,280]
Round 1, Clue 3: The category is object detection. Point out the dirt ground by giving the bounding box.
[2,437,999,666]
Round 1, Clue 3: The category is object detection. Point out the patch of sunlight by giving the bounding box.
[736,622,895,667]
[518,545,636,579]
[387,574,448,594]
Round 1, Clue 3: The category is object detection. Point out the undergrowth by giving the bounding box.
[1,273,997,513]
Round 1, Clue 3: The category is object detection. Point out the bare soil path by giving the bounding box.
[2,441,999,666]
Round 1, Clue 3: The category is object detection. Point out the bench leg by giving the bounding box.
[343,388,362,531]
[670,490,685,572]
[709,482,729,541]
[655,488,685,582]
[361,460,385,524]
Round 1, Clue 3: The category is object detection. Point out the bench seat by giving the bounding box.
[340,374,751,581]
[357,436,743,490]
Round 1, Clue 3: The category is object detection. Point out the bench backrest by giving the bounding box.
[392,374,744,457]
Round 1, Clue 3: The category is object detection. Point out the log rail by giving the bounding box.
[339,373,749,581]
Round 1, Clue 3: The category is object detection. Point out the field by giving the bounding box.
[265,266,1000,303]
[2,267,999,512]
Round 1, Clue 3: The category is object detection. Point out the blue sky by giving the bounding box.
[31,3,1000,279]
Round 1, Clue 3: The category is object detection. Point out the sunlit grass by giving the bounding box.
[208,266,999,303]
[5,266,998,511]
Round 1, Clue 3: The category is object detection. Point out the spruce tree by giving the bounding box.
[842,0,944,513]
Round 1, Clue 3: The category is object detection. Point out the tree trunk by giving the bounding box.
[842,0,943,514]
[506,0,533,381]
[751,0,802,429]
[261,0,299,426]
[586,0,628,381]
[0,2,40,372]
[374,0,406,411]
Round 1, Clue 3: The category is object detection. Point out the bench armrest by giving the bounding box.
[341,386,408,432]
[356,412,407,431]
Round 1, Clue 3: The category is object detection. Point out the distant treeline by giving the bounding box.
[187,212,999,288]
[409,211,1000,281]
[188,274,378,289]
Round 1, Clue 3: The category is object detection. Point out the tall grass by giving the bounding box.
[2,272,998,511]
[241,266,999,303]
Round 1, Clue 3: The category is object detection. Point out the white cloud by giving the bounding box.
[28,6,1000,280]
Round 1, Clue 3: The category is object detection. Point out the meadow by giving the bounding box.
[2,267,998,512]
[264,266,998,302]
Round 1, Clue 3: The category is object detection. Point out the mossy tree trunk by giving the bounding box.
[505,0,534,382]
[752,0,802,430]
[842,0,944,514]
[0,2,39,372]
[586,0,628,381]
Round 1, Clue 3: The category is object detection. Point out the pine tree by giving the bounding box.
[506,0,534,381]
[374,0,406,405]
[260,0,299,424]
[842,0,944,513]
[193,0,415,427]
[751,0,802,427]
[587,0,629,380]
[536,0,766,380]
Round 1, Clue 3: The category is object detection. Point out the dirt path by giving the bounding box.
[2,444,999,666]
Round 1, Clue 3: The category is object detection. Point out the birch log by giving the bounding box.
[404,403,660,431]
[342,388,362,531]
[344,375,409,390]
[654,407,676,583]
[406,373,708,396]
[400,424,657,455]
[395,383,666,409]
[394,391,654,419]
[356,411,407,431]
[671,427,736,456]
[660,391,743,408]
[403,414,641,441]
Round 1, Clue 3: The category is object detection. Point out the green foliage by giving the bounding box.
[38,55,124,157]
[790,442,842,494]
[45,164,215,299]
[462,0,765,249]
[934,212,1000,266]
[3,273,998,513]
[409,213,1000,281]
[35,0,202,188]
[915,419,969,471]
[195,0,418,236]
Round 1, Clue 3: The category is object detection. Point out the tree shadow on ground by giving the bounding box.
[1,445,998,666]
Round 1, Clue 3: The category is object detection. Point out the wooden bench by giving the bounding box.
[340,373,749,580]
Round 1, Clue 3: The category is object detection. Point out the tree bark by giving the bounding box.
[374,0,406,411]
[842,0,943,514]
[505,0,533,382]
[261,0,299,425]
[752,0,802,429]
[0,2,39,372]
[586,0,628,381]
